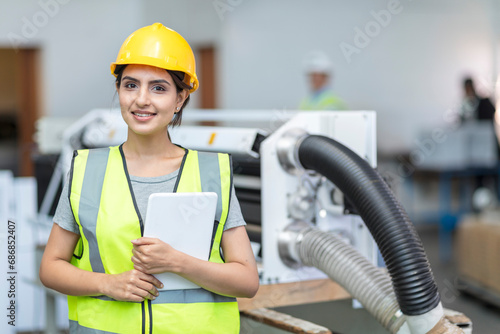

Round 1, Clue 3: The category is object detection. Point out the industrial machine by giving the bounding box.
[36,109,470,333]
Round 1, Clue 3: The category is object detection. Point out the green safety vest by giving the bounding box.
[67,145,239,334]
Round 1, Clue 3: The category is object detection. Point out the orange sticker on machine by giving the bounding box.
[208,132,217,145]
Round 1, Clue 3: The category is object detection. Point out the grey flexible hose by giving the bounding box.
[297,135,440,315]
[298,227,405,333]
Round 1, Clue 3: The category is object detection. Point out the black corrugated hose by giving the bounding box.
[298,135,440,316]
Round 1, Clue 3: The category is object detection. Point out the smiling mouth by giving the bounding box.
[132,112,157,117]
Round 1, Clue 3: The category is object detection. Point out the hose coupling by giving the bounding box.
[278,220,313,268]
[276,128,309,175]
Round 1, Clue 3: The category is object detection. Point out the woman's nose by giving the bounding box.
[136,87,151,107]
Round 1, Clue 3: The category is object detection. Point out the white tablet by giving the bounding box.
[143,192,218,290]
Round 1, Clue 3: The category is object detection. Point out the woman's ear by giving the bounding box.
[177,90,189,107]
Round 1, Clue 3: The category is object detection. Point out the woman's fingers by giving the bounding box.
[131,247,146,261]
[131,237,158,246]
[108,269,164,302]
[133,287,156,301]
[149,273,164,290]
[136,270,163,295]
[131,246,151,268]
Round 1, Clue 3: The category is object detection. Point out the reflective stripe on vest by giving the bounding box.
[90,288,235,304]
[76,148,109,273]
[70,320,115,334]
[68,145,239,334]
[198,152,223,221]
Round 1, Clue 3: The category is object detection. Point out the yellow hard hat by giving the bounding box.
[111,23,199,92]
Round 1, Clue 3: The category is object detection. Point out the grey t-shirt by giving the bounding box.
[54,169,246,234]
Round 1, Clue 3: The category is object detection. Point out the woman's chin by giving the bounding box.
[128,126,168,138]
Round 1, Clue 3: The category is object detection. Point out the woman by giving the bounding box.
[39,23,259,334]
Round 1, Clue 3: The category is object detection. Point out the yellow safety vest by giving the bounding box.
[299,90,347,111]
[67,145,239,334]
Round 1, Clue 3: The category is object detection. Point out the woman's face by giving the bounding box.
[117,64,187,137]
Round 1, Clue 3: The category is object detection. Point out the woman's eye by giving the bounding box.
[124,82,137,89]
[152,85,166,92]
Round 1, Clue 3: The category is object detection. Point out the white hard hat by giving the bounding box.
[303,50,332,74]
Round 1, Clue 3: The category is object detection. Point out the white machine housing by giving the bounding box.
[260,111,378,283]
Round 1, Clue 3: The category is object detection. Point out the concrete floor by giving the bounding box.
[417,225,500,333]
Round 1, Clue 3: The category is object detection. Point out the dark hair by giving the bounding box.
[114,65,191,127]
[463,77,474,90]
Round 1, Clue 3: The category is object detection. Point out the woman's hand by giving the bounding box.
[131,227,259,299]
[39,224,166,301]
[103,269,163,302]
[131,237,182,275]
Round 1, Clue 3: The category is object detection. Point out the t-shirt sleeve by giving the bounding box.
[223,185,246,231]
[53,173,80,235]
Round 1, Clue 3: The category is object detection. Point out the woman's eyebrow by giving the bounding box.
[122,75,138,82]
[122,77,171,86]
[150,79,171,86]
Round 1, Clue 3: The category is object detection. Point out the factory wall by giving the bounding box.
[218,0,497,154]
[0,0,498,153]
[0,0,143,118]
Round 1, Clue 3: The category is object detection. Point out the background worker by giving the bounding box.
[299,50,348,111]
[39,23,258,334]
[460,77,495,123]
[459,76,499,211]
